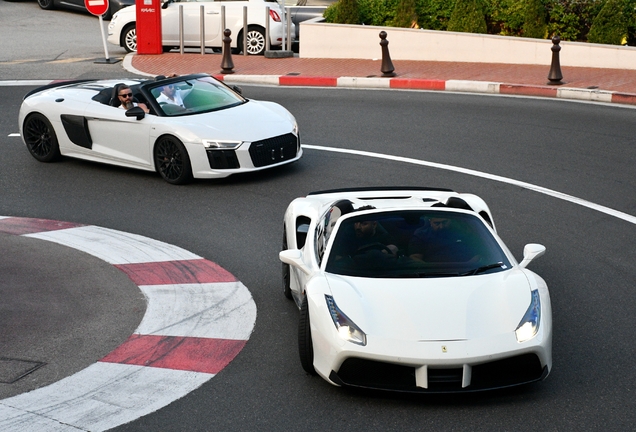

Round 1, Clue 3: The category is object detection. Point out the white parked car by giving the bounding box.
[280,187,552,392]
[19,73,301,184]
[107,0,294,55]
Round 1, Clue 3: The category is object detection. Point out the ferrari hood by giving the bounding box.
[324,270,532,341]
[174,100,295,142]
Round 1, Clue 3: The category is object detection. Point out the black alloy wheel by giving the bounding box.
[298,296,317,375]
[153,136,193,185]
[282,227,293,299]
[37,0,55,10]
[23,113,61,162]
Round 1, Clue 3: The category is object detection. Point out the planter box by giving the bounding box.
[299,21,636,70]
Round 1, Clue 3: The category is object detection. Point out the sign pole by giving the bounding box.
[85,0,120,64]
[95,15,119,64]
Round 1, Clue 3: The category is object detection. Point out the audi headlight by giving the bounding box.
[292,121,299,136]
[202,140,242,150]
[325,295,366,346]
[515,290,541,343]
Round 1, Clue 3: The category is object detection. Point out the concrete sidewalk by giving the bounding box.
[129,53,636,106]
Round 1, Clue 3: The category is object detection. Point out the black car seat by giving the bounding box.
[109,83,127,108]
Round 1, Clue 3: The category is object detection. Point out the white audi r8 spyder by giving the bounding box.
[19,73,301,184]
[279,187,552,393]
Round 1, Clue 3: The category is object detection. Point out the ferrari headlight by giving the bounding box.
[515,290,541,343]
[325,295,366,346]
[202,140,242,150]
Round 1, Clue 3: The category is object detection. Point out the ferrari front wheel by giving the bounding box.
[298,296,317,375]
[154,136,193,185]
[23,113,61,162]
[282,227,292,299]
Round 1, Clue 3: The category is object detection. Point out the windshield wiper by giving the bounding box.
[461,262,504,276]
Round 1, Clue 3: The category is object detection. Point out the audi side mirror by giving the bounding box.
[125,106,146,121]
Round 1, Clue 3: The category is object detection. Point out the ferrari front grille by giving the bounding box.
[330,354,546,393]
[248,133,298,167]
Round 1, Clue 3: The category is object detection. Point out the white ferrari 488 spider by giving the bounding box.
[280,187,552,393]
[19,73,301,184]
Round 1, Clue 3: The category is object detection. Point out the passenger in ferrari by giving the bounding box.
[331,206,398,258]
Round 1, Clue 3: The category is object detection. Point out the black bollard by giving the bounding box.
[547,35,563,85]
[379,31,396,78]
[221,29,235,75]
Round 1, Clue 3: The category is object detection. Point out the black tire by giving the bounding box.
[121,23,137,53]
[239,26,266,55]
[282,227,292,299]
[298,296,317,375]
[153,136,193,185]
[23,113,61,162]
[37,0,55,10]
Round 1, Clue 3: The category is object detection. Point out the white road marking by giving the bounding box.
[0,219,256,432]
[0,363,213,432]
[26,225,201,265]
[138,282,257,340]
[303,144,636,226]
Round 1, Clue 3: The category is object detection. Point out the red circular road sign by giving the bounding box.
[84,0,109,16]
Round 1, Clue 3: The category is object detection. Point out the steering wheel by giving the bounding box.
[352,242,394,256]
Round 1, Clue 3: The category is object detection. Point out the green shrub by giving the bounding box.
[545,0,604,41]
[324,0,636,45]
[522,0,547,38]
[357,0,400,26]
[415,0,455,31]
[588,0,628,44]
[484,0,525,36]
[323,2,339,22]
[392,0,419,27]
[448,0,488,33]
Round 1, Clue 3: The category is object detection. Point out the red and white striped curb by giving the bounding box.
[0,216,256,432]
[214,74,636,106]
[3,76,636,106]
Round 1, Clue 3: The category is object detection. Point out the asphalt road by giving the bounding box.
[2,2,636,431]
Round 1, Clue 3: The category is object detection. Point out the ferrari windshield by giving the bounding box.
[325,210,512,278]
[149,77,246,116]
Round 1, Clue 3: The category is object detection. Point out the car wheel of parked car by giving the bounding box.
[23,113,61,162]
[153,136,193,185]
[282,227,292,299]
[122,24,137,53]
[240,26,266,55]
[37,0,55,10]
[298,296,317,375]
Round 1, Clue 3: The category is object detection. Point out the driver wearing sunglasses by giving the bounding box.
[117,84,149,113]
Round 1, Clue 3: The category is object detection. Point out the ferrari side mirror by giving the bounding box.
[279,249,311,275]
[519,243,546,268]
[125,106,146,120]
